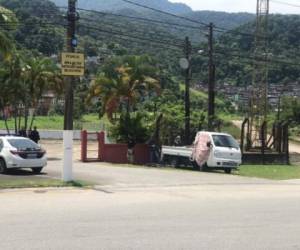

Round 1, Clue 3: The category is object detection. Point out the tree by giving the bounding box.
[88,55,160,120]
[0,52,63,133]
[23,56,63,129]
[0,52,27,133]
[87,55,160,143]
[0,6,17,59]
[281,96,300,124]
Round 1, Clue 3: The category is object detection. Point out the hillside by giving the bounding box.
[214,14,300,85]
[0,0,65,56]
[1,0,298,86]
[50,0,254,43]
[50,0,192,14]
[186,11,254,30]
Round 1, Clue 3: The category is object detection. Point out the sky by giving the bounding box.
[169,0,300,14]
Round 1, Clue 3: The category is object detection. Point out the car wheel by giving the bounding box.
[32,167,43,174]
[224,168,232,174]
[0,159,7,174]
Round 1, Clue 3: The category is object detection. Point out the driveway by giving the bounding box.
[1,139,299,187]
[42,140,280,190]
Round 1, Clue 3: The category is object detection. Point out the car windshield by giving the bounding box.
[212,135,239,149]
[7,139,40,150]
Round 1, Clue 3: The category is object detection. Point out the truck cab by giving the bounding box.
[200,132,242,173]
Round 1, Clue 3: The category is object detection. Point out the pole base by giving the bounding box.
[63,130,73,181]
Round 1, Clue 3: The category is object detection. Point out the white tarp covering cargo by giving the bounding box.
[191,132,211,167]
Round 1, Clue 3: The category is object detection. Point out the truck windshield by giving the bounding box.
[212,135,239,149]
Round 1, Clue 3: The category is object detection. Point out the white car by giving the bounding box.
[0,136,47,174]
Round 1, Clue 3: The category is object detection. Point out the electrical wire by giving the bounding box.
[120,0,209,27]
[119,0,263,39]
[79,23,183,52]
[270,0,300,8]
[79,16,185,47]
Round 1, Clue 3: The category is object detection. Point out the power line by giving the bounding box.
[57,6,206,33]
[119,0,262,39]
[79,20,299,69]
[59,4,260,41]
[79,23,183,52]
[215,49,300,67]
[79,8,200,29]
[0,21,65,30]
[270,0,300,8]
[79,16,185,47]
[120,0,209,27]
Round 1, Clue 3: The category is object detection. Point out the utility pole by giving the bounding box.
[207,23,215,131]
[63,0,77,181]
[184,37,192,145]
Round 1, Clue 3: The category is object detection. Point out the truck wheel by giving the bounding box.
[224,168,232,174]
[192,161,200,171]
[199,163,208,172]
[0,159,7,174]
[170,157,179,168]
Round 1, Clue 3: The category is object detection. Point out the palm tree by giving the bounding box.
[23,56,63,129]
[0,53,63,133]
[88,55,160,121]
[0,6,18,59]
[0,52,27,133]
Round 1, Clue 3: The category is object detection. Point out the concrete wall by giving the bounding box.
[0,130,84,140]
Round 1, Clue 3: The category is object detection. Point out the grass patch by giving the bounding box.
[236,165,300,180]
[179,84,225,106]
[0,178,93,189]
[0,114,103,131]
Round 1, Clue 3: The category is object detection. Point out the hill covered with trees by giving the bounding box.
[214,14,300,85]
[0,0,298,86]
[51,0,192,14]
[0,0,299,138]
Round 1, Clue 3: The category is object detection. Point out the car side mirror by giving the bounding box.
[207,141,211,148]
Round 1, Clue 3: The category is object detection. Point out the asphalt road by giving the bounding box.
[1,141,300,249]
[1,184,300,250]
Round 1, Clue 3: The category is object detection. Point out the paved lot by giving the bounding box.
[40,140,279,188]
[1,139,300,187]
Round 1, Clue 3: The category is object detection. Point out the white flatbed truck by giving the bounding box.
[161,132,242,174]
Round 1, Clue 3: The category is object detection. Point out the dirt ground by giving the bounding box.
[40,139,300,165]
[41,139,99,161]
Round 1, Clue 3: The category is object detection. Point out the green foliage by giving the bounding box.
[0,5,17,58]
[51,0,192,14]
[281,96,300,124]
[87,54,160,120]
[0,51,63,131]
[87,54,160,142]
[0,0,64,56]
[211,14,300,85]
[110,112,150,144]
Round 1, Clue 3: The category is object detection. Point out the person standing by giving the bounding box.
[29,126,40,144]
[19,127,27,137]
[127,136,135,164]
[174,135,182,146]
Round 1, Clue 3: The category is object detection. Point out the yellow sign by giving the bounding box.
[61,52,85,76]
